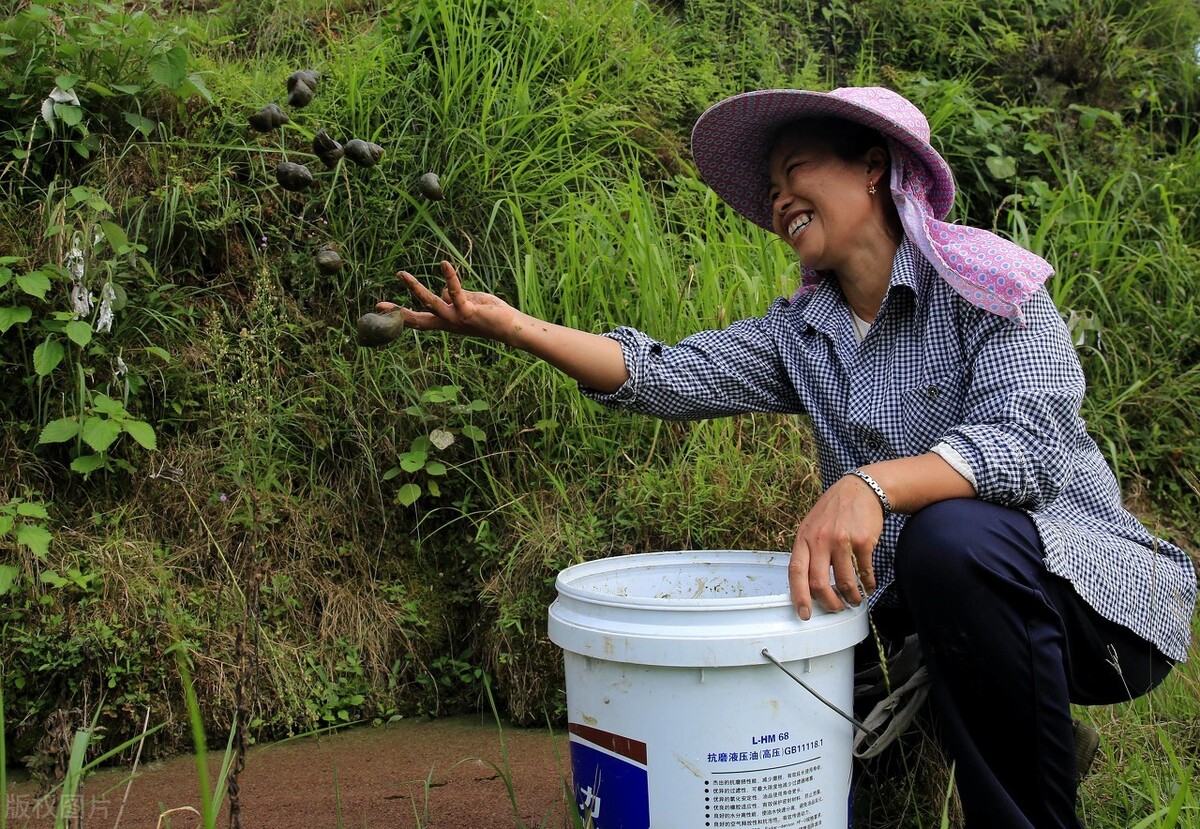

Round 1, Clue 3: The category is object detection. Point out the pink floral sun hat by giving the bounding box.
[690,87,1053,324]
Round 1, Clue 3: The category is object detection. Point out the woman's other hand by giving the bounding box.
[788,473,882,620]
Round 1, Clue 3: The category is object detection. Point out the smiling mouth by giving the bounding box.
[787,213,813,239]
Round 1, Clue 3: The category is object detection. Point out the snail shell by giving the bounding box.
[287,69,320,94]
[312,129,343,166]
[315,247,343,274]
[357,311,405,347]
[343,139,384,168]
[417,172,444,201]
[287,81,314,108]
[248,103,289,132]
[275,161,314,191]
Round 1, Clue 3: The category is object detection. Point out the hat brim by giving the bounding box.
[691,89,955,230]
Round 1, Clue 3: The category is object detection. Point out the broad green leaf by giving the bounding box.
[113,84,142,95]
[0,306,32,332]
[460,424,486,442]
[381,466,401,481]
[468,399,490,411]
[55,74,77,90]
[0,564,19,595]
[986,155,1017,180]
[147,46,188,88]
[123,111,155,137]
[54,103,83,127]
[16,524,52,557]
[184,72,214,104]
[90,394,125,417]
[38,417,79,444]
[39,570,68,589]
[121,419,156,450]
[16,502,48,519]
[81,416,121,452]
[70,454,106,475]
[146,346,171,362]
[423,461,448,476]
[396,483,421,506]
[99,220,129,254]
[33,339,65,376]
[0,516,12,535]
[399,451,427,473]
[16,270,51,299]
[64,320,92,346]
[427,480,441,498]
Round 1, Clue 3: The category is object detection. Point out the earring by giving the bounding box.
[868,182,877,196]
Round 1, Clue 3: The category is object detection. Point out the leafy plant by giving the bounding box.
[0,0,212,179]
[385,385,489,506]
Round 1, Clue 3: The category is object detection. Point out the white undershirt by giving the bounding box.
[850,311,872,342]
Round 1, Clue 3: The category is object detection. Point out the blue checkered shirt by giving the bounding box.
[583,239,1196,661]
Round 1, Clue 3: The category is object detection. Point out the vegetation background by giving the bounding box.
[1,0,1197,825]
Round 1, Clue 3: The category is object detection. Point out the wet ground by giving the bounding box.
[6,715,572,829]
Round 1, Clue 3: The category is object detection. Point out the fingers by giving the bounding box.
[832,539,863,608]
[397,270,448,314]
[857,551,877,596]
[788,539,813,621]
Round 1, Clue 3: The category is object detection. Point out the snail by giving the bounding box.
[315,246,344,274]
[312,129,343,167]
[343,139,384,168]
[356,311,405,347]
[417,172,444,201]
[248,103,289,132]
[275,161,314,191]
[286,69,319,108]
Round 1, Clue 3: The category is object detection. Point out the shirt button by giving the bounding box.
[926,385,941,400]
[867,435,884,451]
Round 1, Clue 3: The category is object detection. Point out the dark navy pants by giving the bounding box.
[886,499,1173,829]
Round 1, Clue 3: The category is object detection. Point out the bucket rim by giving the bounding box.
[554,549,804,611]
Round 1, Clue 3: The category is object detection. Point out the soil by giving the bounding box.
[6,715,573,829]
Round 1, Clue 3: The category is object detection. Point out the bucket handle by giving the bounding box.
[761,648,872,735]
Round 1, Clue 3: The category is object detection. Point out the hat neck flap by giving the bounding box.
[794,141,1053,326]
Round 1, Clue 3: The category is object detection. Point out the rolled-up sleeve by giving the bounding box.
[937,290,1085,510]
[581,299,805,420]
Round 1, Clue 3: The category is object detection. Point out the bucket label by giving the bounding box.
[568,723,650,829]
[700,753,825,825]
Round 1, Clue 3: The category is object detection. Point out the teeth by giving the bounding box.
[788,214,812,238]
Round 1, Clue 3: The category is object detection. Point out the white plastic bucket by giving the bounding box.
[548,550,869,829]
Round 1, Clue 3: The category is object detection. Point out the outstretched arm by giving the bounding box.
[378,261,629,394]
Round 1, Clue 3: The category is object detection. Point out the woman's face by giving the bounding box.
[767,128,883,274]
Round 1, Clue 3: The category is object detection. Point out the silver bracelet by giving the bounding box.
[845,469,892,517]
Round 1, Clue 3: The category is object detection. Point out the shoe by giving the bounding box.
[1073,719,1100,781]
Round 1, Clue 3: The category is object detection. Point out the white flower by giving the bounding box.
[95,283,116,333]
[40,86,80,130]
[115,356,128,376]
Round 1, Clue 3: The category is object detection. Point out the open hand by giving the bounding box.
[377,260,518,344]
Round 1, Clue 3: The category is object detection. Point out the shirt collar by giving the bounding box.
[797,237,928,337]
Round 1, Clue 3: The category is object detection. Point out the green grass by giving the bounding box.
[0,0,1198,826]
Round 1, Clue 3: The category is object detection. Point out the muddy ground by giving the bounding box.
[6,715,573,829]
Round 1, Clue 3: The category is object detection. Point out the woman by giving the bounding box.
[380,87,1196,828]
